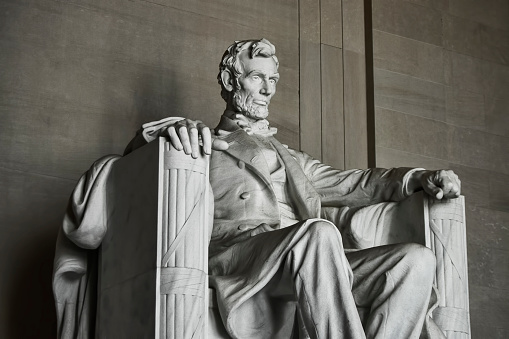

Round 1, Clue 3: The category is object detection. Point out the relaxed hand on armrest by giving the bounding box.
[407,169,461,199]
[166,119,229,158]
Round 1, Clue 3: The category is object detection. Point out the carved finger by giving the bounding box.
[167,126,183,151]
[189,127,199,159]
[198,124,212,155]
[178,125,192,155]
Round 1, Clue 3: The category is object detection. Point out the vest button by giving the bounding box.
[238,160,245,169]
[240,192,251,200]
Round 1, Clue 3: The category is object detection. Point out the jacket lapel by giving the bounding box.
[218,130,273,188]
[269,137,321,219]
[215,114,321,219]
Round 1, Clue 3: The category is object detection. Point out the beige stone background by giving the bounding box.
[0,0,507,338]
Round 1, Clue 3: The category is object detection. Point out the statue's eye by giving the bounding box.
[269,79,276,85]
[251,75,262,83]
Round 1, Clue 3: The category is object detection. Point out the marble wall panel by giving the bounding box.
[342,0,365,54]
[321,45,344,169]
[343,50,369,169]
[481,25,509,66]
[443,51,485,94]
[299,38,321,158]
[466,207,509,294]
[403,0,448,11]
[375,107,449,159]
[466,206,509,252]
[485,96,509,137]
[372,0,443,46]
[320,0,342,48]
[342,0,369,169]
[485,133,509,175]
[373,30,444,84]
[375,107,412,152]
[445,87,485,129]
[448,164,491,209]
[446,125,491,171]
[468,284,509,330]
[482,60,509,101]
[471,325,509,339]
[449,0,509,31]
[374,68,446,121]
[373,0,509,334]
[67,0,300,40]
[442,13,484,59]
[299,0,320,42]
[298,0,320,158]
[375,146,450,170]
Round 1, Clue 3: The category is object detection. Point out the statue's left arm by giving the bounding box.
[287,149,460,207]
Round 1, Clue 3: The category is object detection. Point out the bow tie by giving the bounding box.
[217,111,278,137]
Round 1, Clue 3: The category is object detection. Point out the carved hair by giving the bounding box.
[217,38,279,102]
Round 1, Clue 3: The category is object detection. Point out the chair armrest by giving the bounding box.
[369,192,471,338]
[426,195,470,338]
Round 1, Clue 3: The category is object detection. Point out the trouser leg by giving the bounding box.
[284,219,366,339]
[346,243,436,339]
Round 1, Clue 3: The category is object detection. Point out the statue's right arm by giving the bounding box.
[123,117,228,156]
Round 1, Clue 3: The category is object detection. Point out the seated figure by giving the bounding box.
[53,38,461,339]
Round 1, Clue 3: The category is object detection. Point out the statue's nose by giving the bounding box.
[260,81,273,96]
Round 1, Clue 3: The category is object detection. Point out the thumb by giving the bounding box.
[211,138,229,151]
[430,186,443,199]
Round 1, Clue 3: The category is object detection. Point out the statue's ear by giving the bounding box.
[221,70,234,92]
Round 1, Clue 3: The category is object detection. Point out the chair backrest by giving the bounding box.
[98,138,210,338]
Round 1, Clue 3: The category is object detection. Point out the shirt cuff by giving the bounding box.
[401,168,426,198]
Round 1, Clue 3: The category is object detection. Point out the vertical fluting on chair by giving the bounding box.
[426,196,471,339]
[159,142,210,339]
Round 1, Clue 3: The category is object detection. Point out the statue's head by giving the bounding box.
[218,38,280,120]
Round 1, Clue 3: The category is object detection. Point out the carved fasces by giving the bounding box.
[160,140,210,339]
[426,196,471,339]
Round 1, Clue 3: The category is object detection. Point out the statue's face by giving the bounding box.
[232,52,279,120]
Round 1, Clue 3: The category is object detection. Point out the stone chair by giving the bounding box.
[97,137,471,338]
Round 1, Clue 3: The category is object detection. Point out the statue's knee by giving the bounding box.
[305,219,342,244]
[400,243,436,278]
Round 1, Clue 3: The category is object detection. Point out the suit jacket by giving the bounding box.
[205,115,415,338]
[208,115,412,257]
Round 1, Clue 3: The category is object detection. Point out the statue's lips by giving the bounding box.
[253,100,268,106]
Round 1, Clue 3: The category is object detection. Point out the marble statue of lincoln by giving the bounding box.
[53,38,461,339]
[124,38,460,338]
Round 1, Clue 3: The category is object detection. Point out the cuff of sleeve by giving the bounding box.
[402,168,425,198]
[141,117,184,143]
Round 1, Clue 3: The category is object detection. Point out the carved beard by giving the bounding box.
[232,90,269,121]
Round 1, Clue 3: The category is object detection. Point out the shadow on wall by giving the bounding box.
[7,225,60,338]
